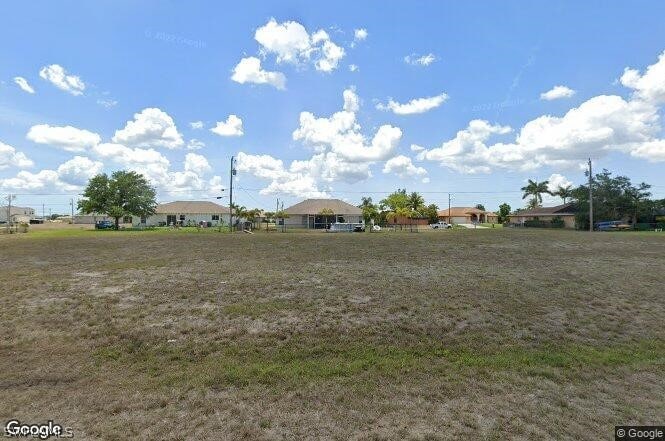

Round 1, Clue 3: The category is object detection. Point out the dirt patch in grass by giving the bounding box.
[1,229,664,439]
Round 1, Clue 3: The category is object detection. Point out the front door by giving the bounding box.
[166,214,176,226]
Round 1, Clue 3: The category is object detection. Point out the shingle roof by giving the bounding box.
[508,202,577,217]
[155,201,230,214]
[284,199,363,215]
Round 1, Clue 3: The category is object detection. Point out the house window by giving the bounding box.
[212,215,220,221]
[140,216,146,224]
[123,216,132,223]
[179,215,186,221]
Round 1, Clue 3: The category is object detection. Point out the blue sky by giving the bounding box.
[1,1,665,215]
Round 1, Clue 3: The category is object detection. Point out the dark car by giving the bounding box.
[95,220,115,230]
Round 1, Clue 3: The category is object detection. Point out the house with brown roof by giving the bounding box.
[508,202,578,228]
[283,198,363,229]
[132,201,231,227]
[437,207,498,224]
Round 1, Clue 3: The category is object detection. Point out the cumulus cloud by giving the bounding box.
[250,18,346,73]
[184,152,211,175]
[404,53,437,66]
[0,156,101,192]
[112,108,184,149]
[349,64,359,72]
[39,64,85,95]
[0,141,33,169]
[417,50,665,172]
[57,156,104,185]
[231,56,286,90]
[190,121,204,129]
[210,115,244,137]
[13,77,35,94]
[376,93,448,115]
[238,88,403,197]
[27,124,101,152]
[382,155,428,181]
[540,85,576,101]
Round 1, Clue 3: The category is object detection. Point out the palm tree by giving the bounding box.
[521,179,551,207]
[359,197,378,230]
[407,192,425,213]
[318,208,335,229]
[553,185,573,204]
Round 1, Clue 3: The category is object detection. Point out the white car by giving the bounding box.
[429,221,452,229]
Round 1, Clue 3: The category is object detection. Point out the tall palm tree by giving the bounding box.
[407,192,425,213]
[521,179,551,207]
[553,185,574,204]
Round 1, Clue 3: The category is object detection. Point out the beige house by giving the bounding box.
[133,201,231,227]
[508,203,577,228]
[283,198,363,229]
[0,206,34,224]
[438,207,498,224]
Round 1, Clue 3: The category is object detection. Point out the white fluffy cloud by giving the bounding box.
[0,156,101,192]
[39,64,85,95]
[13,77,35,94]
[184,152,211,175]
[238,88,403,197]
[354,28,368,42]
[190,121,204,129]
[0,141,33,169]
[252,18,346,73]
[57,156,104,185]
[376,93,448,115]
[27,124,101,152]
[404,53,437,66]
[210,115,244,137]
[112,108,184,149]
[417,50,665,172]
[540,85,576,101]
[186,139,205,150]
[231,57,286,90]
[382,155,428,181]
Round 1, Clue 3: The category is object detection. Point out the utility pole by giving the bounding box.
[229,156,236,232]
[70,198,75,224]
[6,194,14,234]
[448,193,451,224]
[588,158,593,232]
[42,203,45,223]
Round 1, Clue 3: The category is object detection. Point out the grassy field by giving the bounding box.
[1,228,664,440]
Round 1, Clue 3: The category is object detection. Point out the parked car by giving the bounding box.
[595,220,631,231]
[429,221,452,229]
[95,220,115,230]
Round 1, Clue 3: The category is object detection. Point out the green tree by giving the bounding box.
[263,211,275,231]
[78,171,156,230]
[407,192,425,213]
[553,184,574,204]
[424,203,439,224]
[521,179,551,208]
[573,169,651,230]
[359,197,379,229]
[498,203,511,223]
[475,203,486,211]
[379,189,408,212]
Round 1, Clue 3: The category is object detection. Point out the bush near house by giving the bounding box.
[523,217,565,228]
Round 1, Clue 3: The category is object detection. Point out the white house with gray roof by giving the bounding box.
[132,201,231,227]
[283,198,363,229]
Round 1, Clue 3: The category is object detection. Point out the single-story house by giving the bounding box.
[437,207,498,224]
[283,198,363,229]
[0,206,35,224]
[508,203,578,228]
[133,201,231,227]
